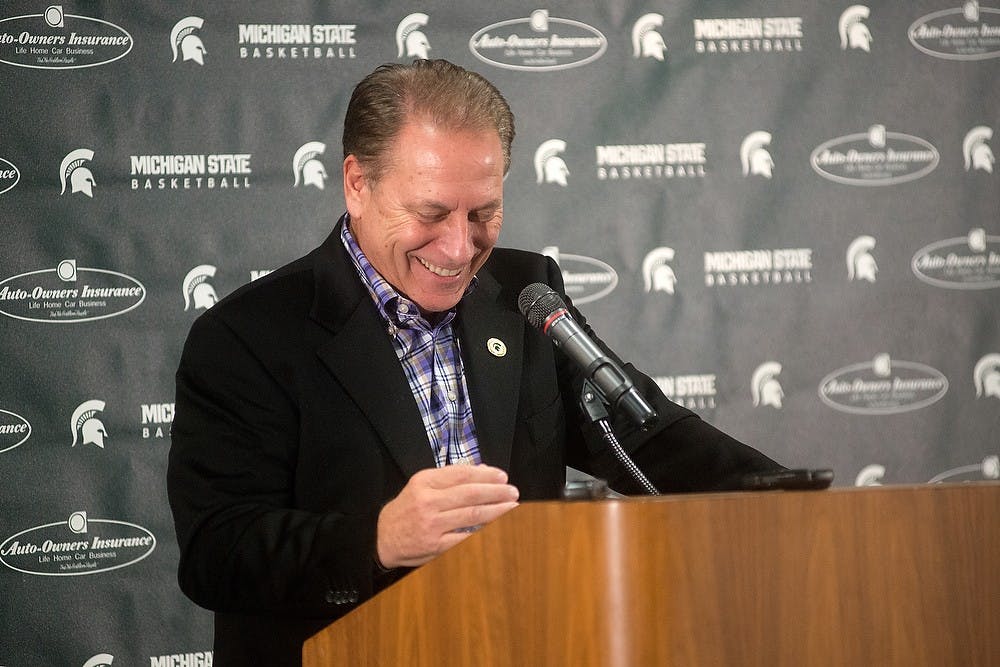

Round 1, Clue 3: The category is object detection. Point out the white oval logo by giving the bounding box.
[470,12,607,71]
[553,253,618,304]
[911,234,1000,289]
[819,358,949,415]
[0,264,146,323]
[908,7,1000,60]
[0,157,20,195]
[810,130,939,186]
[0,12,133,70]
[0,408,32,454]
[0,515,156,576]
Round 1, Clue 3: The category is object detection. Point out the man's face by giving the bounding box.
[344,121,504,315]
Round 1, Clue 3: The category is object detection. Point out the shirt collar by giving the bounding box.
[339,213,478,330]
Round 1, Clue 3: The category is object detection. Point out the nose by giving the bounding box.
[437,213,477,264]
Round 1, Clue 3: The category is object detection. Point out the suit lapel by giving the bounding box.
[456,270,525,472]
[310,224,435,478]
[308,221,527,476]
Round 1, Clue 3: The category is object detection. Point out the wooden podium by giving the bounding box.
[303,483,999,666]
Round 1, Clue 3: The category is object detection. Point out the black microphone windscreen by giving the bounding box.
[518,283,566,329]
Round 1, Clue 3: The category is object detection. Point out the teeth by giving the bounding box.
[417,257,461,277]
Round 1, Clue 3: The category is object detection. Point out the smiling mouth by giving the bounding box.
[416,256,463,278]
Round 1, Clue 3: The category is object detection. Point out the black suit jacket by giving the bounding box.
[167,220,781,666]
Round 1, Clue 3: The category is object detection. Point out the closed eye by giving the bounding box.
[469,207,501,224]
[413,202,501,225]
[417,211,449,223]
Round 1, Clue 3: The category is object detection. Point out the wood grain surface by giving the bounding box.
[304,483,999,666]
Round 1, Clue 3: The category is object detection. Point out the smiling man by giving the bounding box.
[344,120,504,318]
[167,59,782,667]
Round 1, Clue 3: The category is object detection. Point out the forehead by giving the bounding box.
[377,121,504,191]
[397,120,500,158]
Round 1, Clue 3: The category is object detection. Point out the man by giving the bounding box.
[167,59,783,666]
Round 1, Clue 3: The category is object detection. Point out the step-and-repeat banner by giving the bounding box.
[2,1,998,664]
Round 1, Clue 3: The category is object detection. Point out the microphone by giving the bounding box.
[518,283,658,429]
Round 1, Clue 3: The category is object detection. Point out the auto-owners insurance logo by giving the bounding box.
[0,156,20,195]
[0,5,133,69]
[0,259,145,323]
[909,2,1000,60]
[0,408,32,454]
[470,9,606,71]
[811,124,939,186]
[1,511,155,576]
[912,227,1000,289]
[819,353,948,415]
[541,246,618,304]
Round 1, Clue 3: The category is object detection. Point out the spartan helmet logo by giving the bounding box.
[59,149,96,198]
[81,654,115,667]
[642,247,677,294]
[964,0,980,22]
[631,13,666,60]
[396,13,430,59]
[71,400,108,448]
[293,141,327,189]
[751,362,784,408]
[839,5,872,52]
[854,464,885,486]
[740,132,773,178]
[171,16,207,65]
[534,139,570,186]
[973,353,1000,399]
[963,126,994,173]
[846,235,878,282]
[183,264,218,311]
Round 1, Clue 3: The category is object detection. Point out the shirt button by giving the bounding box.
[447,391,457,402]
[398,303,409,313]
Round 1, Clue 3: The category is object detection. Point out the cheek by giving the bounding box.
[479,219,503,248]
[383,218,425,253]
[471,225,501,269]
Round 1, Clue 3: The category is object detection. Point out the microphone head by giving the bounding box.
[518,283,566,329]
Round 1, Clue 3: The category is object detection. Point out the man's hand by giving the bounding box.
[376,465,519,568]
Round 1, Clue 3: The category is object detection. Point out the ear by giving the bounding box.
[342,155,368,219]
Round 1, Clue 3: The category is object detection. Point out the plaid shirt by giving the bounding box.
[341,216,482,468]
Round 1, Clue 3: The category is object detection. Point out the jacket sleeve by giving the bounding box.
[541,258,786,495]
[167,311,397,618]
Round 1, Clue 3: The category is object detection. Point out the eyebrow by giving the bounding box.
[416,198,503,214]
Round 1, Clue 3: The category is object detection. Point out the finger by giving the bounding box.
[435,529,476,554]
[421,464,509,488]
[433,482,519,512]
[438,500,519,534]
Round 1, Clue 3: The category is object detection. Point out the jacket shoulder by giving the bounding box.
[200,251,316,328]
[482,247,561,295]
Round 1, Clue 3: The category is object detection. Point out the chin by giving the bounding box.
[414,294,463,314]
